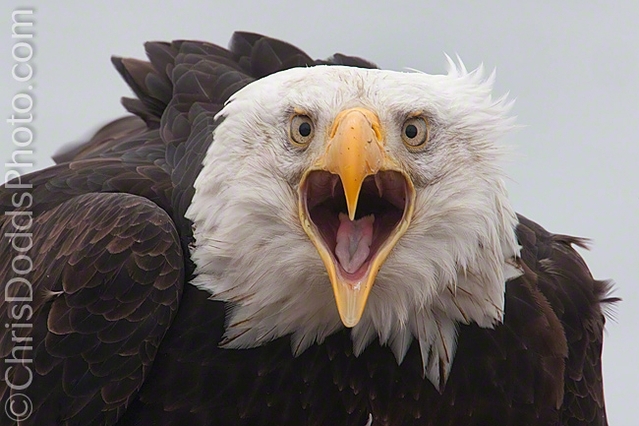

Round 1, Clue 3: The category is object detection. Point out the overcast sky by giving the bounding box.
[1,1,637,424]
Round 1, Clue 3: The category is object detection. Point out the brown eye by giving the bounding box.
[401,116,429,150]
[290,115,314,146]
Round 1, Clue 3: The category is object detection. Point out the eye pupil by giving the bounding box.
[299,122,312,137]
[404,124,418,139]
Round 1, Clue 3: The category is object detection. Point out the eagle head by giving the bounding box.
[186,62,522,386]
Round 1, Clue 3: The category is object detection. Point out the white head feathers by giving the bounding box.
[186,62,521,389]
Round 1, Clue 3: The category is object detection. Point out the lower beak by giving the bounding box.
[299,108,415,327]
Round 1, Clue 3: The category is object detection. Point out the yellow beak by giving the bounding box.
[324,108,385,220]
[299,108,415,327]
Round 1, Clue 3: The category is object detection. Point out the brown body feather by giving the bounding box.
[0,32,614,425]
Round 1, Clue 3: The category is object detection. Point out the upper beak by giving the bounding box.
[324,108,384,221]
[299,107,415,327]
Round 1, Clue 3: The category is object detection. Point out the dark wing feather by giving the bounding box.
[0,192,183,425]
[516,215,615,426]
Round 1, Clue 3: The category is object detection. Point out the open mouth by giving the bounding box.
[301,170,410,283]
[296,106,416,327]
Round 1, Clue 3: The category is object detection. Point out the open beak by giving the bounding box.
[299,108,415,327]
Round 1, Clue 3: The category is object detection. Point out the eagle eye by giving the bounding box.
[290,114,314,146]
[401,116,429,151]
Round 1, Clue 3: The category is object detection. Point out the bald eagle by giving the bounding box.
[0,32,614,426]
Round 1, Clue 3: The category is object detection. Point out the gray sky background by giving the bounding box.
[1,1,637,424]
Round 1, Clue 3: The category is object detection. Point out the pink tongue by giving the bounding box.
[335,213,375,274]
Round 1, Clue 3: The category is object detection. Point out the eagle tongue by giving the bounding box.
[335,213,374,274]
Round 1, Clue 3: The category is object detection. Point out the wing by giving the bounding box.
[0,192,183,425]
[516,215,615,426]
